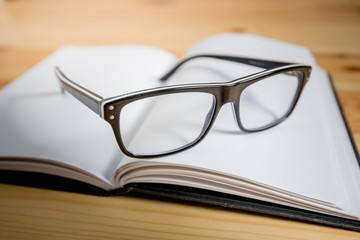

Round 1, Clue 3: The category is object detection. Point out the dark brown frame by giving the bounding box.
[55,55,311,158]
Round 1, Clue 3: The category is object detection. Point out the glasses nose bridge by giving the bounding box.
[215,84,242,131]
[219,84,240,106]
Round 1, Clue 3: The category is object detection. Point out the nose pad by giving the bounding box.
[231,101,243,131]
[200,103,215,133]
[205,107,213,123]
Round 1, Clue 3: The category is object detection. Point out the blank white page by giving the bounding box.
[119,33,360,218]
[0,45,177,187]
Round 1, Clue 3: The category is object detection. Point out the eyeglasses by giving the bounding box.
[55,55,311,158]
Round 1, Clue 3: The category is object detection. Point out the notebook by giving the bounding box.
[1,33,359,231]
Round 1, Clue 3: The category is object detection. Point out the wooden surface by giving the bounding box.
[0,0,360,239]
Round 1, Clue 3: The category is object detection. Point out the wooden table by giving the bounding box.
[1,0,359,239]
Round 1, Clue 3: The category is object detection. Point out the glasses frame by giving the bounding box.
[55,55,312,158]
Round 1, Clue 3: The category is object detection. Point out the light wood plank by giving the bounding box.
[0,0,360,238]
[1,184,359,240]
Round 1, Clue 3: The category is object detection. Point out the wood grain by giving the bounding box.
[0,0,360,239]
[1,184,359,240]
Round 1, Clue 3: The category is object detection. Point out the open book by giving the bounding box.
[1,33,359,231]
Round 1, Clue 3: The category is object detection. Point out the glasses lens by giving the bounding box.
[119,92,215,156]
[239,71,302,131]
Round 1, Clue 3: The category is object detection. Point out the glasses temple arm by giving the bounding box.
[54,67,104,116]
[160,55,293,81]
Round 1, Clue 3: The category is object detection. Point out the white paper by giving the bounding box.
[117,33,360,219]
[0,45,177,188]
